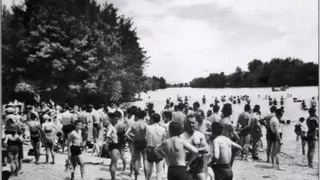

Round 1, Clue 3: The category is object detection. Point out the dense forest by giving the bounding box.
[190,58,318,88]
[2,0,166,105]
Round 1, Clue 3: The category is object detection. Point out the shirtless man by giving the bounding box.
[236,104,252,160]
[26,112,42,164]
[126,110,148,180]
[61,104,74,153]
[42,114,58,164]
[172,103,186,134]
[260,106,276,163]
[89,105,101,143]
[195,113,214,180]
[112,111,127,171]
[180,114,208,180]
[209,122,243,180]
[193,102,205,120]
[124,106,137,176]
[219,103,240,167]
[145,113,166,180]
[77,105,89,152]
[269,109,283,170]
[154,122,204,180]
[67,120,85,180]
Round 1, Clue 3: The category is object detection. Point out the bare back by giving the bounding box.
[161,137,188,166]
[213,136,232,164]
[132,120,147,141]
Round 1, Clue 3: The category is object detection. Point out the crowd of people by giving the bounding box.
[1,94,318,180]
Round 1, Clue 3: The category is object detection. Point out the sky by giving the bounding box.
[3,0,318,83]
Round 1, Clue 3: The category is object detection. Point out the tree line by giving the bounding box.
[2,0,167,106]
[190,58,318,88]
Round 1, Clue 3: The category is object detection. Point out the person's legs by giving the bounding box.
[7,152,15,175]
[120,147,127,171]
[301,138,307,155]
[146,161,154,180]
[307,140,316,168]
[155,161,163,180]
[110,148,119,180]
[134,148,141,180]
[35,140,41,164]
[70,155,77,180]
[129,143,134,176]
[244,134,251,160]
[13,154,19,175]
[49,143,55,164]
[270,141,276,167]
[252,137,259,159]
[266,140,272,162]
[78,155,85,179]
[45,145,50,163]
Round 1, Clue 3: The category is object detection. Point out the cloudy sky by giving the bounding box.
[3,0,318,83]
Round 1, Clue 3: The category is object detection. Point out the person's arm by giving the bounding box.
[197,133,209,154]
[67,133,73,157]
[236,117,240,131]
[183,139,199,154]
[212,139,220,163]
[154,142,166,158]
[230,125,240,142]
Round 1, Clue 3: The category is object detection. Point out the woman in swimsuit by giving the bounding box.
[42,114,58,164]
[26,112,42,164]
[3,122,24,176]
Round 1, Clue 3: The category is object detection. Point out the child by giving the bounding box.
[295,117,307,155]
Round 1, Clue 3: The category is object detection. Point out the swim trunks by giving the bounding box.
[211,164,233,180]
[167,166,187,180]
[189,156,204,175]
[70,145,82,156]
[146,146,163,163]
[30,130,41,142]
[109,143,121,151]
[133,140,147,151]
[7,140,20,155]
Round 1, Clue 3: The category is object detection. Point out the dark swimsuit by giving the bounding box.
[168,166,187,180]
[44,129,54,147]
[133,139,147,151]
[7,139,21,155]
[211,164,233,180]
[146,146,163,163]
[62,124,74,137]
[70,145,82,156]
[30,130,41,142]
[188,156,204,176]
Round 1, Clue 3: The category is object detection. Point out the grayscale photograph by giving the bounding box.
[1,0,318,180]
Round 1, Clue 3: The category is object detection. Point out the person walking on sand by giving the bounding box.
[306,108,319,168]
[270,109,284,170]
[67,120,85,180]
[145,113,167,180]
[208,122,243,180]
[172,103,186,134]
[61,103,74,153]
[154,122,206,180]
[26,112,42,164]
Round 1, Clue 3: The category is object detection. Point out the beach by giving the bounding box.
[7,87,320,180]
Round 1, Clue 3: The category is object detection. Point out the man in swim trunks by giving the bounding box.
[236,104,252,160]
[260,106,276,163]
[306,107,319,168]
[154,122,205,180]
[193,102,205,120]
[126,110,148,180]
[270,109,283,170]
[67,120,85,180]
[172,103,186,134]
[209,122,243,180]
[78,105,89,152]
[89,105,101,143]
[61,103,74,153]
[180,114,208,180]
[145,113,166,180]
[124,106,137,176]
